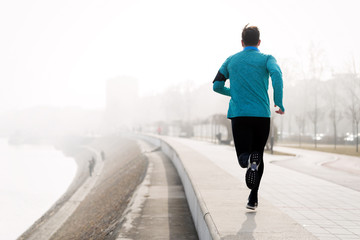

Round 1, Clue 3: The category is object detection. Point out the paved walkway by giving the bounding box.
[150,136,360,240]
[273,146,360,191]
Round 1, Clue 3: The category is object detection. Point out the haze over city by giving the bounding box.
[0,0,359,111]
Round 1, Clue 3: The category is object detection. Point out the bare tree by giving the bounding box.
[329,110,342,149]
[343,57,360,152]
[307,102,319,148]
[295,114,306,146]
[346,79,360,152]
[348,103,360,152]
[327,75,343,149]
[306,43,326,148]
[305,76,323,148]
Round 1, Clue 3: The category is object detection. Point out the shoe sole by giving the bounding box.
[245,153,260,189]
[246,203,258,210]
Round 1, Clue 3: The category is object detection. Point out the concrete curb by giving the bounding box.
[138,134,220,240]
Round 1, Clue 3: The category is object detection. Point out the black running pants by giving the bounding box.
[231,117,270,191]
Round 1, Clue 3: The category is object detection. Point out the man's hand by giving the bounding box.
[275,105,284,115]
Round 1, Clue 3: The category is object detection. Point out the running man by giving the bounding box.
[213,24,285,210]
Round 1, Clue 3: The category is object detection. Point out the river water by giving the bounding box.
[0,139,77,240]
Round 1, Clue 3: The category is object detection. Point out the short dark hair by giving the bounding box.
[242,24,260,46]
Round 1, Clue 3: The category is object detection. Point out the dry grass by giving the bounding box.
[279,143,360,158]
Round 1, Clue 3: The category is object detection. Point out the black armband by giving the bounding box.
[213,71,227,83]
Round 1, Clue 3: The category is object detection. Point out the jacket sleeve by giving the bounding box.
[213,71,231,96]
[267,55,285,112]
[212,56,232,97]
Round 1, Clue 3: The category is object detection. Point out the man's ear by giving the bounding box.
[257,40,261,47]
[241,40,245,47]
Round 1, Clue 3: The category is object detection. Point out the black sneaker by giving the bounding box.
[238,153,249,168]
[245,152,260,189]
[246,201,258,210]
[246,190,258,210]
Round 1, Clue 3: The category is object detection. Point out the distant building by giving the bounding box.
[105,76,138,132]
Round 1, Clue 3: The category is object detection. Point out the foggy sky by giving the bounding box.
[0,0,359,112]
